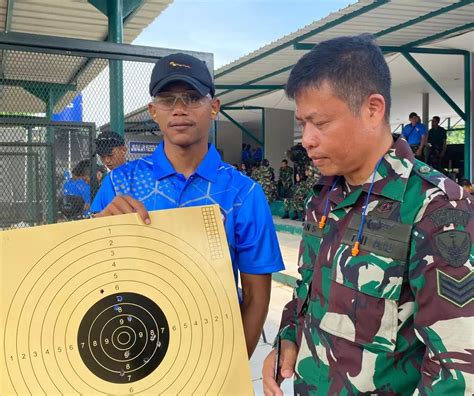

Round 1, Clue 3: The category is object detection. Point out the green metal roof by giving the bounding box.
[215,0,474,107]
[0,0,174,114]
[0,0,173,41]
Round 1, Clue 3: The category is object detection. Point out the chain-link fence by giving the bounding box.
[0,35,215,229]
[0,118,95,229]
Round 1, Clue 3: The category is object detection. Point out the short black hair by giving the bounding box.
[281,159,288,164]
[409,112,418,119]
[286,34,391,121]
[96,164,108,174]
[432,116,440,122]
[72,159,90,177]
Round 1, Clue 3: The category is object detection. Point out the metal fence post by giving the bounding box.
[26,127,36,223]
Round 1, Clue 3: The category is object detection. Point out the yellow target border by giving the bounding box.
[1,205,252,395]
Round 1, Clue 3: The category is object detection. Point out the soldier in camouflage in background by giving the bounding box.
[263,34,473,396]
[283,163,320,221]
[277,159,294,199]
[253,159,278,202]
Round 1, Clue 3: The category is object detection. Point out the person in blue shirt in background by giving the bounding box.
[63,159,92,217]
[401,111,427,160]
[241,143,251,168]
[91,52,285,358]
[252,145,263,164]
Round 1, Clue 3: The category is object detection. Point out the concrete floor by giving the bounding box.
[250,229,301,395]
[250,281,295,395]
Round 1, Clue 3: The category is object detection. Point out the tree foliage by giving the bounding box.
[447,128,465,145]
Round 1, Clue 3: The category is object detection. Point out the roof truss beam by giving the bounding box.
[401,51,465,120]
[88,0,144,21]
[0,32,211,63]
[2,79,76,108]
[223,89,275,107]
[217,1,473,101]
[404,22,474,47]
[5,0,15,33]
[224,33,472,104]
[219,109,263,146]
[215,0,389,79]
[294,43,469,56]
[373,0,474,38]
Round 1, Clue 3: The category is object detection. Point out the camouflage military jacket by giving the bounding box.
[279,166,294,187]
[279,137,473,395]
[291,165,321,199]
[253,166,273,184]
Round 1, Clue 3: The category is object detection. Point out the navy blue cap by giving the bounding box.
[149,53,215,97]
[95,131,125,156]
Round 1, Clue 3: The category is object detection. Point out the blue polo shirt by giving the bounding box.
[91,142,284,282]
[402,122,426,145]
[63,178,91,216]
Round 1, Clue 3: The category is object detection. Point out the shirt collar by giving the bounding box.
[152,141,176,180]
[152,141,222,182]
[318,137,415,205]
[194,144,221,182]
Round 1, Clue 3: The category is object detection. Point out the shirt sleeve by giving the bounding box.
[234,182,285,275]
[82,183,91,204]
[408,195,473,395]
[418,123,427,136]
[401,124,409,138]
[90,173,116,213]
[63,181,75,196]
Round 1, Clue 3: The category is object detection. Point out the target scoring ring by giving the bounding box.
[77,292,169,383]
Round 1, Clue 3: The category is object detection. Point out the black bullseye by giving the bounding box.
[77,292,169,383]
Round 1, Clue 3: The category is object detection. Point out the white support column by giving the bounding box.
[422,92,429,126]
[264,108,295,178]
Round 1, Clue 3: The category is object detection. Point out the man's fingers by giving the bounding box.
[122,196,150,224]
[94,200,127,217]
[95,196,150,224]
[107,201,129,216]
[262,349,283,396]
[280,340,297,378]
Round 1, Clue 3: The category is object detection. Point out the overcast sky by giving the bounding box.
[134,0,355,68]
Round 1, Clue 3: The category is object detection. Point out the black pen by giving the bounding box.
[274,334,282,384]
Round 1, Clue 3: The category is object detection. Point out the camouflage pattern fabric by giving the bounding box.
[278,137,473,395]
[284,181,306,215]
[305,163,321,185]
[278,165,294,199]
[253,165,278,202]
[284,164,321,215]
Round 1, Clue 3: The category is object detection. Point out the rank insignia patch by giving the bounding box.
[437,270,474,308]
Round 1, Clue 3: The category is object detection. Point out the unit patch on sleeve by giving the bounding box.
[434,230,471,268]
[430,208,470,228]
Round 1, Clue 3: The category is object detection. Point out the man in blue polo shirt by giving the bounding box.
[91,52,285,358]
[401,111,427,159]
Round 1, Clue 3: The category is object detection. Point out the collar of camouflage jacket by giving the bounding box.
[318,137,415,208]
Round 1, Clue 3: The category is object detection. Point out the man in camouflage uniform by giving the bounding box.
[254,159,278,202]
[263,34,473,395]
[278,159,294,199]
[283,163,320,221]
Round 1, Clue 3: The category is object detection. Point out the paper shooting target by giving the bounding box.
[0,205,253,395]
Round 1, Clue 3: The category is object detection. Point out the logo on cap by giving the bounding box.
[169,61,191,69]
